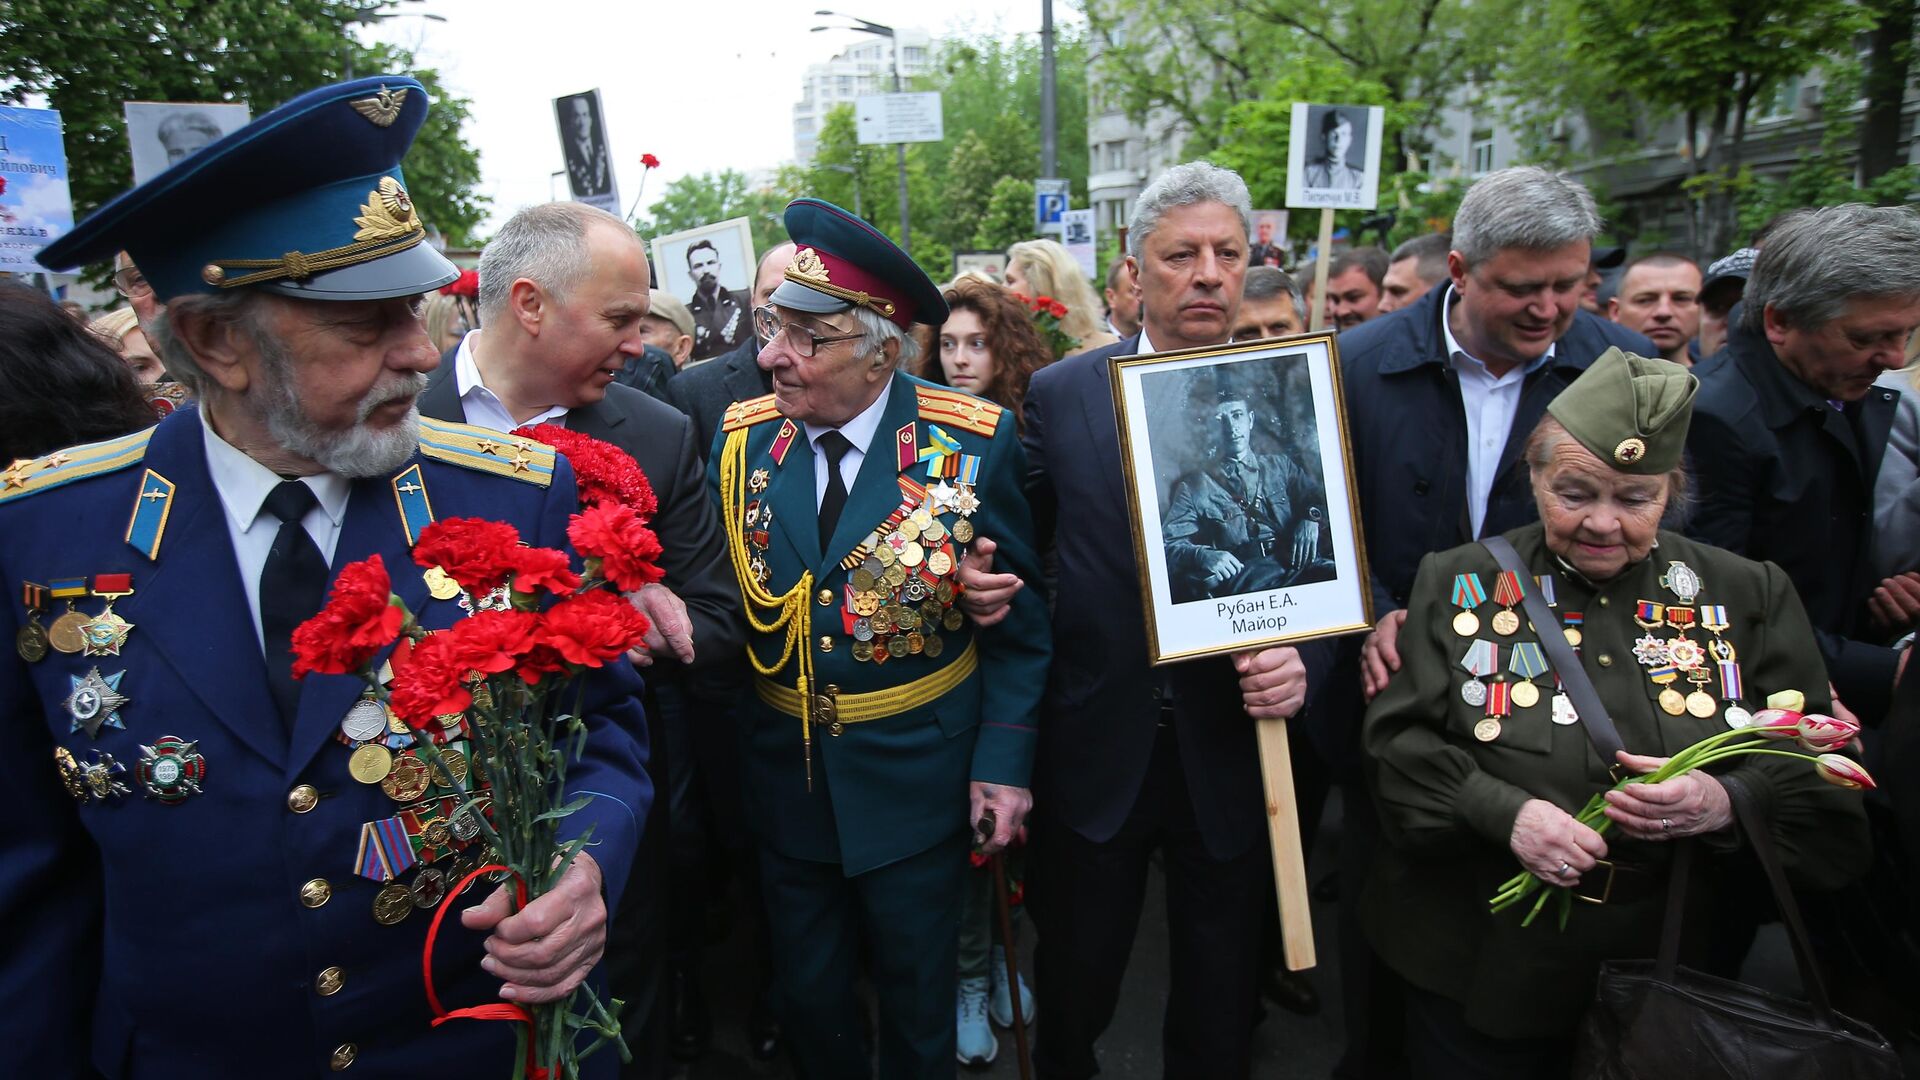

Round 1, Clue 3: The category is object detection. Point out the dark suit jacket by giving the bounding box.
[667,336,768,459]
[420,358,743,669]
[1025,334,1332,861]
[1686,320,1901,722]
[1315,286,1653,776]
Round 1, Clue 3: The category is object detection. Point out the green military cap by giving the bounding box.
[1546,347,1698,473]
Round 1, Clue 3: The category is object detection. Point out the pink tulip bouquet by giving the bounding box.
[1489,691,1875,929]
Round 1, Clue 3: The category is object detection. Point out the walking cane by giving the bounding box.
[978,809,1034,1080]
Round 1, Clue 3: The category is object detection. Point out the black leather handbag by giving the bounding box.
[1570,777,1902,1079]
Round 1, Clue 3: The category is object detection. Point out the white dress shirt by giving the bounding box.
[1441,285,1553,537]
[803,376,894,509]
[202,419,351,649]
[454,331,570,433]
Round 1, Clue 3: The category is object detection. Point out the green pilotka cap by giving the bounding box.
[1546,348,1699,474]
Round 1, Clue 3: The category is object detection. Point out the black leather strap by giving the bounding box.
[1478,536,1627,764]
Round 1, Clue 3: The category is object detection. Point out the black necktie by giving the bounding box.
[816,431,853,550]
[260,480,329,727]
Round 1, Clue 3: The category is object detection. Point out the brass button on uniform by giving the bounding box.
[829,721,846,736]
[287,784,319,814]
[1597,596,1610,607]
[818,636,834,653]
[817,589,835,606]
[300,878,333,908]
[329,1043,357,1071]
[315,966,345,996]
[1597,654,1614,668]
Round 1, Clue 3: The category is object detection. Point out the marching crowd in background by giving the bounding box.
[4,71,1920,1080]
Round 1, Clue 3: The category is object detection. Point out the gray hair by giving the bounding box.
[1451,167,1601,267]
[1243,265,1303,315]
[148,289,270,400]
[851,306,921,369]
[1740,204,1920,333]
[479,201,635,325]
[1126,161,1253,258]
[1389,232,1451,284]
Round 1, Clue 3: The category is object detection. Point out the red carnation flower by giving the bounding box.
[443,609,539,677]
[413,517,525,594]
[510,545,583,596]
[641,153,661,169]
[569,503,666,591]
[535,589,651,668]
[513,424,658,516]
[439,268,479,298]
[1046,299,1069,318]
[387,631,478,729]
[291,555,405,678]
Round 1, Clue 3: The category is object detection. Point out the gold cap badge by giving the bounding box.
[350,85,409,128]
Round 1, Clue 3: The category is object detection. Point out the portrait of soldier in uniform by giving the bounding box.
[684,238,751,362]
[1303,107,1367,192]
[557,91,612,199]
[1158,369,1337,604]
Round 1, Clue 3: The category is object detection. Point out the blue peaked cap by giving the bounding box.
[39,75,457,302]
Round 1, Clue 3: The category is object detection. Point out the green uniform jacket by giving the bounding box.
[1363,524,1869,1038]
[708,373,1051,875]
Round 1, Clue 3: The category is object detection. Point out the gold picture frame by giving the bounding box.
[1110,332,1375,664]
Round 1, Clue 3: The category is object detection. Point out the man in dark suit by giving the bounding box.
[669,241,795,456]
[1331,165,1653,1079]
[965,161,1320,1078]
[1687,204,1920,725]
[418,200,742,1080]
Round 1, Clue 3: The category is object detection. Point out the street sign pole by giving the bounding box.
[892,60,910,252]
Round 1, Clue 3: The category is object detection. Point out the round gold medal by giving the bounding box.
[1451,610,1480,637]
[1564,627,1583,647]
[953,519,976,544]
[927,550,954,577]
[1490,609,1521,636]
[887,635,910,658]
[1685,690,1718,719]
[908,632,925,655]
[900,541,925,568]
[430,747,469,788]
[348,743,394,784]
[1473,718,1502,743]
[897,518,921,542]
[16,621,49,663]
[423,566,460,601]
[851,569,877,593]
[381,753,430,802]
[943,609,964,631]
[1658,688,1688,716]
[851,640,875,662]
[48,610,89,654]
[1510,681,1541,709]
[372,883,413,925]
[924,633,944,658]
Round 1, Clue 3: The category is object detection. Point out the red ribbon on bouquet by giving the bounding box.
[422,862,557,1080]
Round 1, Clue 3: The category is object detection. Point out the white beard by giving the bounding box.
[254,332,425,478]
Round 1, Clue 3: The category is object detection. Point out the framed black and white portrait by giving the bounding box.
[1285,103,1384,212]
[1110,334,1374,663]
[554,88,620,215]
[123,102,251,185]
[651,217,757,362]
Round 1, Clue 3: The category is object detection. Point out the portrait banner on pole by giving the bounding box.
[0,105,76,274]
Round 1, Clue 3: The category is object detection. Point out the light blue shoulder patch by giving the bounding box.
[416,416,555,488]
[0,428,154,504]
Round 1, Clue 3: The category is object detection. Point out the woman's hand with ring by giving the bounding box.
[1603,751,1733,840]
[1510,799,1608,886]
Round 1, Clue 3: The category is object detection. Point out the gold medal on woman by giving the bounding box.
[1685,689,1718,719]
[1489,571,1526,636]
[1658,688,1688,716]
[1473,718,1502,742]
[1449,573,1487,637]
[1510,681,1540,709]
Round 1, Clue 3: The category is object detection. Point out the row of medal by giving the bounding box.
[1451,571,1581,743]
[54,736,206,805]
[835,477,976,665]
[1630,560,1751,729]
[19,575,136,662]
[337,676,497,925]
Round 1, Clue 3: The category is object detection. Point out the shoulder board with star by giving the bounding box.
[0,428,154,504]
[722,393,783,433]
[916,385,1003,438]
[417,416,554,487]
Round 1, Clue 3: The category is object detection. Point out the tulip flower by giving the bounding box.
[1796,713,1860,752]
[1747,708,1804,739]
[1814,753,1876,791]
[1766,689,1807,712]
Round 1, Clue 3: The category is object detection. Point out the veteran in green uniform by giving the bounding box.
[708,198,1050,1078]
[1363,348,1870,1074]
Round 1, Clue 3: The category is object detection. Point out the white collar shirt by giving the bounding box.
[455,330,570,433]
[201,418,351,650]
[803,375,894,509]
[1441,284,1553,537]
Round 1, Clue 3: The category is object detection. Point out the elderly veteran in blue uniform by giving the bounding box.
[6,77,651,1079]
[707,198,1049,1078]
[1363,348,1868,1076]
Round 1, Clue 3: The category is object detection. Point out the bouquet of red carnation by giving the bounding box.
[1017,292,1077,360]
[441,268,480,299]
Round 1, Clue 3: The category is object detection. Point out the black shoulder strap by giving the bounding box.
[1479,536,1628,764]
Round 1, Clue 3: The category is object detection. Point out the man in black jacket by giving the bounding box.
[419,200,743,1080]
[1331,165,1652,1079]
[1687,204,1920,725]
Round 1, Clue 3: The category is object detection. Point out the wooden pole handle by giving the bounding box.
[1257,715,1317,970]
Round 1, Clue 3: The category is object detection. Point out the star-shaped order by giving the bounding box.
[928,480,960,513]
[80,610,135,656]
[65,667,129,738]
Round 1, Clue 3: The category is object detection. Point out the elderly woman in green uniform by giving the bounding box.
[1363,348,1870,1076]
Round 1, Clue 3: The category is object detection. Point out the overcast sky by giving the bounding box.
[361,0,1082,233]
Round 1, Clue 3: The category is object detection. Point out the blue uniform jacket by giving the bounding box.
[0,407,650,1079]
[707,374,1050,875]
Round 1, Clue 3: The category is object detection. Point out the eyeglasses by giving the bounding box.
[754,306,863,358]
[112,266,152,299]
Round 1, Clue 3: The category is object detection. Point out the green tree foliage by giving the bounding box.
[634,169,790,256]
[0,0,488,252]
[972,176,1039,251]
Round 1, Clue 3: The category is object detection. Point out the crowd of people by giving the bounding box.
[4,72,1919,1080]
